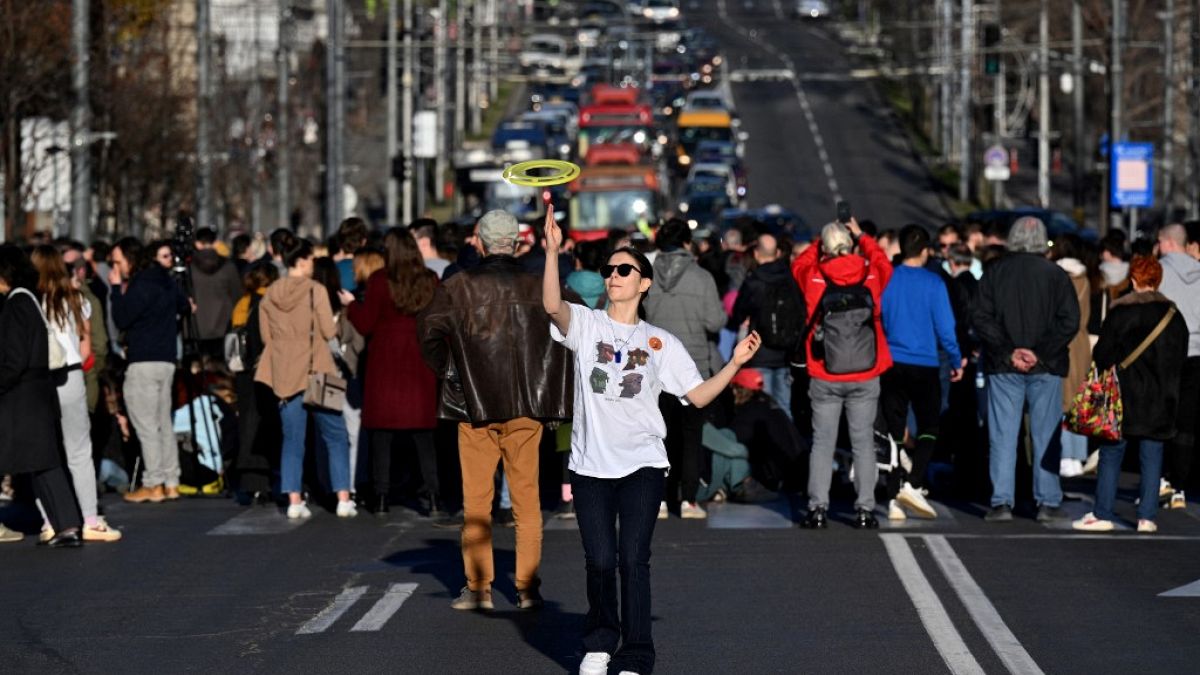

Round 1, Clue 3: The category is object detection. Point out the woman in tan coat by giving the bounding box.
[1051,234,1097,477]
[256,235,356,519]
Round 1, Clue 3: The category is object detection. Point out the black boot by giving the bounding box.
[801,507,828,529]
[853,509,879,529]
[374,494,390,516]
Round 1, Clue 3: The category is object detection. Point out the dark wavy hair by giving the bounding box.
[384,227,437,314]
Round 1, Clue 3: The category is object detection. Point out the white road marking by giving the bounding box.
[924,535,1046,675]
[880,534,987,675]
[351,583,420,632]
[296,586,369,635]
[1159,578,1200,597]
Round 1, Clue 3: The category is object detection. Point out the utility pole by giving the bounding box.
[197,0,213,230]
[1163,0,1176,212]
[1192,0,1200,218]
[435,0,447,203]
[941,0,953,160]
[324,0,344,236]
[249,3,263,233]
[277,1,291,230]
[470,0,483,135]
[488,0,499,102]
[386,0,399,226]
[1110,0,1124,234]
[1072,0,1086,215]
[995,41,1007,207]
[959,0,973,202]
[1038,0,1050,208]
[70,0,91,241]
[402,0,415,225]
[455,1,466,144]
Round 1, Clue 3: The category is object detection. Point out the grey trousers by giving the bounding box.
[124,362,180,488]
[807,376,880,511]
[57,369,98,520]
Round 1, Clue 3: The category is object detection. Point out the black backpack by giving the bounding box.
[752,278,805,353]
[808,271,877,375]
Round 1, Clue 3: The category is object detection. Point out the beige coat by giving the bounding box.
[255,276,337,399]
[1058,259,1093,412]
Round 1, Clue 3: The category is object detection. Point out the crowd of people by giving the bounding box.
[0,208,1198,674]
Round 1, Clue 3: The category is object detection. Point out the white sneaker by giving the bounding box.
[657,501,668,520]
[579,652,611,675]
[1170,490,1187,510]
[887,499,907,521]
[286,502,313,520]
[1059,459,1084,478]
[1137,519,1158,533]
[680,501,707,519]
[336,500,358,518]
[896,482,937,519]
[1071,512,1114,532]
[1160,478,1175,499]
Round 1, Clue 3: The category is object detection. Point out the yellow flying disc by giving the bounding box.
[501,160,581,187]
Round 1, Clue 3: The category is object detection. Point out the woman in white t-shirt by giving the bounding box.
[31,246,122,542]
[543,214,760,675]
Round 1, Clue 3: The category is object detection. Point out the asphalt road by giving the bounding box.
[3,485,1200,674]
[690,0,951,230]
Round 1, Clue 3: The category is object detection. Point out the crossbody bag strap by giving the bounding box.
[308,286,316,376]
[1119,305,1176,370]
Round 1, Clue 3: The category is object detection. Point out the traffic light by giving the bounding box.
[983,24,1001,76]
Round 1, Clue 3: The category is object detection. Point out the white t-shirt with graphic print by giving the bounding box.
[551,302,705,479]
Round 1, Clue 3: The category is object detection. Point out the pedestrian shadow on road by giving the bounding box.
[382,537,584,672]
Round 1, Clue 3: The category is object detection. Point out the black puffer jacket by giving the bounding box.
[1092,291,1189,440]
[973,252,1080,376]
[730,259,804,369]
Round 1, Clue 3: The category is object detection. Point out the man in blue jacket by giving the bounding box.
[109,237,192,504]
[880,225,963,521]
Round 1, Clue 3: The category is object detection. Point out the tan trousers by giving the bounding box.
[458,417,543,592]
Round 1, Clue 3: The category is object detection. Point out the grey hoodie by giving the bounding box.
[1160,252,1200,357]
[644,249,727,375]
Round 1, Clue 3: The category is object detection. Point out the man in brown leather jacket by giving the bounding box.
[418,210,573,612]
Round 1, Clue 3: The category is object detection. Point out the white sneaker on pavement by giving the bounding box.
[680,501,707,519]
[1170,491,1187,509]
[887,499,907,521]
[1059,459,1084,478]
[287,502,313,520]
[896,482,937,519]
[336,500,358,518]
[1072,512,1114,532]
[579,652,611,675]
[1137,519,1158,533]
[657,501,668,520]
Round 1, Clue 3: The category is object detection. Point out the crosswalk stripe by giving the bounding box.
[296,586,368,635]
[351,583,420,632]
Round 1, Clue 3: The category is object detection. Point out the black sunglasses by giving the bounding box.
[600,263,640,279]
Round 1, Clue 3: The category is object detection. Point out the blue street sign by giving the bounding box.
[1110,142,1154,208]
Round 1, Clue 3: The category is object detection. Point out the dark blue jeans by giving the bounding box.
[571,467,666,675]
[1094,437,1164,522]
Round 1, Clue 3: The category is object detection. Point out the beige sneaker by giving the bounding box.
[896,482,937,519]
[657,501,668,520]
[124,485,165,503]
[1137,519,1158,533]
[82,517,123,542]
[887,499,907,521]
[0,523,23,543]
[450,586,494,611]
[1072,512,1114,532]
[680,501,707,519]
[1170,491,1187,510]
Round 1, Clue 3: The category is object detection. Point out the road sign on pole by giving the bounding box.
[1110,141,1154,208]
[984,144,1010,181]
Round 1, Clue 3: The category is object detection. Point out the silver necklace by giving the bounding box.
[605,312,639,364]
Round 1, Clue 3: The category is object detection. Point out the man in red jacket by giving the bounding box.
[792,218,893,529]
